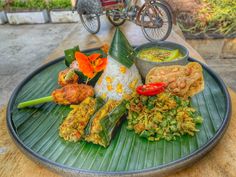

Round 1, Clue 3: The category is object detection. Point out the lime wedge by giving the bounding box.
[165,49,180,61]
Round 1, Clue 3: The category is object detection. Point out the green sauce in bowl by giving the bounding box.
[137,47,183,62]
[134,42,189,78]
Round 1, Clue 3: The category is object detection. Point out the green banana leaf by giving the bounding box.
[74,70,103,87]
[9,53,230,174]
[85,100,127,147]
[83,96,105,136]
[64,45,80,67]
[100,100,128,147]
[109,28,134,68]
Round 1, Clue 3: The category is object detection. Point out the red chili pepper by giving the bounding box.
[136,82,166,96]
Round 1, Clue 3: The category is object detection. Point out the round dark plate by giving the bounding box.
[7,48,231,177]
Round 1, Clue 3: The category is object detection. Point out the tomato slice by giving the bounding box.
[136,82,166,96]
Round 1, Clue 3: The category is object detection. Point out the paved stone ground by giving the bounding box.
[0,23,235,108]
[0,24,77,107]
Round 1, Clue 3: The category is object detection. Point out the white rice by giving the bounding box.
[95,55,143,100]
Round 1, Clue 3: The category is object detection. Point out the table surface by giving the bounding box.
[1,21,236,177]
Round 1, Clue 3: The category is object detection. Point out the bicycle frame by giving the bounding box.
[105,0,162,28]
[105,0,140,20]
[136,0,163,28]
[74,0,172,41]
[74,0,125,14]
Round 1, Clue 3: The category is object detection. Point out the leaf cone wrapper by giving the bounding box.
[109,28,134,68]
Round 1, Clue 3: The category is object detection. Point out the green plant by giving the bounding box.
[199,0,236,34]
[48,0,72,10]
[0,0,5,10]
[7,0,47,10]
[178,0,236,35]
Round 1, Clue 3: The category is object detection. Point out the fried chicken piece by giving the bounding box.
[58,69,79,87]
[51,83,95,105]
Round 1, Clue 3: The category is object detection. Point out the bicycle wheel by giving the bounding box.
[141,2,172,41]
[106,10,126,26]
[79,12,101,34]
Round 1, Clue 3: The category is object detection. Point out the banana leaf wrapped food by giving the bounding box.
[85,99,127,147]
[59,97,104,141]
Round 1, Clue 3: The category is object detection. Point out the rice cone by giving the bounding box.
[95,28,142,100]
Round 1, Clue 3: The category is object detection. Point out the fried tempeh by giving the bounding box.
[146,62,204,98]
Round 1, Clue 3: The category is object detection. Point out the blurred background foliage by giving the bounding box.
[178,0,236,35]
[0,0,235,36]
[1,0,71,10]
[6,0,47,10]
[47,0,71,9]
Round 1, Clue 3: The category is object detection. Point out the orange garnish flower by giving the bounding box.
[75,52,107,79]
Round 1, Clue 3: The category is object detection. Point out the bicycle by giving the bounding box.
[74,0,173,41]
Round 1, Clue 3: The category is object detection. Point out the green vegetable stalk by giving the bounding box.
[17,80,95,109]
[17,96,53,109]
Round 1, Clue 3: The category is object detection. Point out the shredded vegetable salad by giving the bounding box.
[126,92,203,141]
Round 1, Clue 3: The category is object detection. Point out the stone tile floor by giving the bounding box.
[0,24,77,107]
[0,23,235,108]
